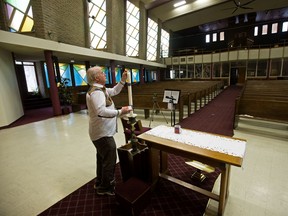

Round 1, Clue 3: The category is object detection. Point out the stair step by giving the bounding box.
[23,98,52,110]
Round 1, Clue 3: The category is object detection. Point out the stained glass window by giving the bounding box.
[147,18,158,61]
[115,67,122,83]
[151,71,157,81]
[43,64,50,88]
[59,63,72,86]
[161,29,169,58]
[4,0,34,32]
[126,1,139,57]
[132,68,140,83]
[44,63,72,88]
[145,69,153,82]
[101,66,110,84]
[73,64,88,86]
[89,0,107,49]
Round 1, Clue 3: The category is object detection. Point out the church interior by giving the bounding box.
[0,0,288,215]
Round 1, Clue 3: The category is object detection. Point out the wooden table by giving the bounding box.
[137,126,246,216]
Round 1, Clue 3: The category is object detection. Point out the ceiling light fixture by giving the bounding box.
[173,0,186,8]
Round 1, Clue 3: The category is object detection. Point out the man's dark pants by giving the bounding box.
[93,136,116,189]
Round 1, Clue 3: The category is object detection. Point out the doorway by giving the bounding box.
[230,68,238,85]
[237,67,246,84]
[230,67,246,85]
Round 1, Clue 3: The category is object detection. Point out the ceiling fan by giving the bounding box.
[224,0,256,14]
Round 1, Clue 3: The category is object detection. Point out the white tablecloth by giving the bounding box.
[145,125,246,158]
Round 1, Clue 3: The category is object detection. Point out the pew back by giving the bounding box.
[113,80,224,121]
[234,80,288,127]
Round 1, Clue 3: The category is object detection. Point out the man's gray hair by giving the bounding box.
[87,66,103,86]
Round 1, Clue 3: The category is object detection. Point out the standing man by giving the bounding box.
[86,66,131,195]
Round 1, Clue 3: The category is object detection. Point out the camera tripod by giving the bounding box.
[149,94,168,127]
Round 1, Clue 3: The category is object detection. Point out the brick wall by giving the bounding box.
[0,0,9,31]
[31,0,87,47]
[106,0,125,55]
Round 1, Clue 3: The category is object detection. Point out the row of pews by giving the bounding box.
[234,80,288,127]
[113,80,224,122]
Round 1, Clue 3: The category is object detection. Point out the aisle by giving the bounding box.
[179,85,242,136]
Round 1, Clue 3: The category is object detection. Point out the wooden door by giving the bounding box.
[238,67,246,84]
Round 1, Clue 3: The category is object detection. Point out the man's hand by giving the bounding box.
[121,106,132,114]
[121,70,128,83]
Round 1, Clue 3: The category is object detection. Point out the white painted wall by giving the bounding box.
[0,48,24,127]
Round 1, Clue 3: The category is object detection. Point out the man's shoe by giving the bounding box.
[96,188,115,196]
[93,180,101,190]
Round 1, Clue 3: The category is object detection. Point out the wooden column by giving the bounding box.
[85,61,90,71]
[44,50,62,116]
[110,60,116,85]
[140,64,144,84]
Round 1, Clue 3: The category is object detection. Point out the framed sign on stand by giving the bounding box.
[163,89,181,126]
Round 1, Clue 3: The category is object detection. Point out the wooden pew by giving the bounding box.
[113,80,224,122]
[234,80,288,127]
[113,93,186,121]
[130,80,223,110]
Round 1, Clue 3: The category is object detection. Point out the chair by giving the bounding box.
[115,177,151,216]
[120,117,151,143]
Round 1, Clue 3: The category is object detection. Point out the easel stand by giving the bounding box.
[149,94,168,127]
[163,92,179,126]
[169,100,176,126]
